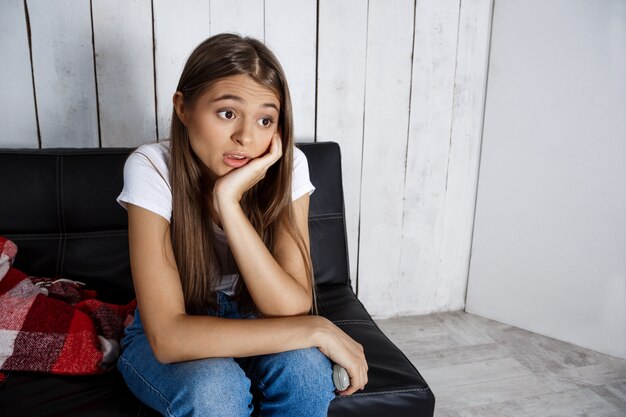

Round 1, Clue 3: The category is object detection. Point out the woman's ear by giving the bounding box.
[173,92,188,125]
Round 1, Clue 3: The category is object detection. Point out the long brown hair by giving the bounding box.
[169,33,315,316]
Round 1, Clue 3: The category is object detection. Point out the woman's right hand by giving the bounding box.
[312,316,368,396]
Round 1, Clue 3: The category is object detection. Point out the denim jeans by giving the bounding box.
[117,291,335,417]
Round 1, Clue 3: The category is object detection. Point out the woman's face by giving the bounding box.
[176,74,281,178]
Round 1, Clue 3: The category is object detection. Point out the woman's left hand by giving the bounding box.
[213,132,282,219]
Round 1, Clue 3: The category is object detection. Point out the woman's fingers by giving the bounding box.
[312,315,369,396]
[340,356,368,395]
[213,133,283,208]
[332,337,368,396]
[261,132,283,168]
[241,133,282,176]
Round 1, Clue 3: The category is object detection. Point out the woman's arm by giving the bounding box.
[128,203,368,395]
[213,135,314,317]
[217,193,312,316]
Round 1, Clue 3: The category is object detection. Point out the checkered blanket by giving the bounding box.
[0,237,136,380]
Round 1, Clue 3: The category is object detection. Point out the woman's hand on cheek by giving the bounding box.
[213,133,283,219]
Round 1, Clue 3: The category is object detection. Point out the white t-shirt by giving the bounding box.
[116,140,315,294]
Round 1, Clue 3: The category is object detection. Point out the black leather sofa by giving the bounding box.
[0,141,435,417]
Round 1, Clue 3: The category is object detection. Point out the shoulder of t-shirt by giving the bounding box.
[293,145,309,172]
[130,140,170,167]
[291,145,315,201]
[116,140,173,222]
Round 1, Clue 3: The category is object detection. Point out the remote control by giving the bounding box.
[332,364,350,391]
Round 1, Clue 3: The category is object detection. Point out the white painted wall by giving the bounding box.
[466,0,626,359]
[0,0,492,319]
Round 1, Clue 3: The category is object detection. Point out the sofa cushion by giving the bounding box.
[0,148,133,304]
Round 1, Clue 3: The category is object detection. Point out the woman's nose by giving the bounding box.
[231,122,253,146]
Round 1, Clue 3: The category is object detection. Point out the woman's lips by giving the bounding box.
[223,152,250,168]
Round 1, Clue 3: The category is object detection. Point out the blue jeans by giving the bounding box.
[117,291,336,417]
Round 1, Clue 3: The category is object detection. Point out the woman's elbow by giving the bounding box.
[146,331,176,364]
[144,319,185,364]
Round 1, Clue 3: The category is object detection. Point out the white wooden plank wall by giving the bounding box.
[439,0,494,313]
[0,0,493,318]
[357,0,415,314]
[316,0,368,289]
[153,0,211,140]
[209,0,264,40]
[92,0,156,147]
[0,0,38,147]
[401,0,462,316]
[28,0,99,148]
[265,0,317,142]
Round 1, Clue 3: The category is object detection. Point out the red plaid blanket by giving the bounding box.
[0,237,136,380]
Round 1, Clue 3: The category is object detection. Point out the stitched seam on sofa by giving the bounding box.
[331,320,374,326]
[1,231,128,240]
[0,149,133,156]
[333,143,352,289]
[309,213,343,221]
[55,156,63,276]
[339,190,351,288]
[59,155,67,274]
[117,356,172,413]
[331,386,432,399]
[63,231,129,239]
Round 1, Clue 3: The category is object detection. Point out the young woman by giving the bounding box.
[115,33,368,417]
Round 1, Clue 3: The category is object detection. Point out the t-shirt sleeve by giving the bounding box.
[292,146,315,201]
[116,148,172,222]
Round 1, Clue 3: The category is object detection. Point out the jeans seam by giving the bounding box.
[235,357,267,400]
[118,355,173,414]
[249,371,267,398]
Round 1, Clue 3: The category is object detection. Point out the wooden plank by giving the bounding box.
[506,388,625,417]
[209,0,264,40]
[425,357,532,388]
[356,0,414,316]
[589,383,626,414]
[439,0,494,312]
[0,0,38,148]
[153,0,211,140]
[265,0,316,142]
[431,366,574,411]
[557,363,626,387]
[27,0,98,148]
[397,0,462,315]
[92,0,156,147]
[316,0,368,289]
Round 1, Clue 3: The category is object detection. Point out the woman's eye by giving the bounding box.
[257,117,273,127]
[218,110,235,120]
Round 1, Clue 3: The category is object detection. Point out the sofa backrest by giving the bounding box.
[0,141,350,303]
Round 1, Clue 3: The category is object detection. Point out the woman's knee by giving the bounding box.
[119,342,253,417]
[167,358,254,417]
[256,347,335,402]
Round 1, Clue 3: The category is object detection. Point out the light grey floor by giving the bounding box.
[374,311,626,417]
